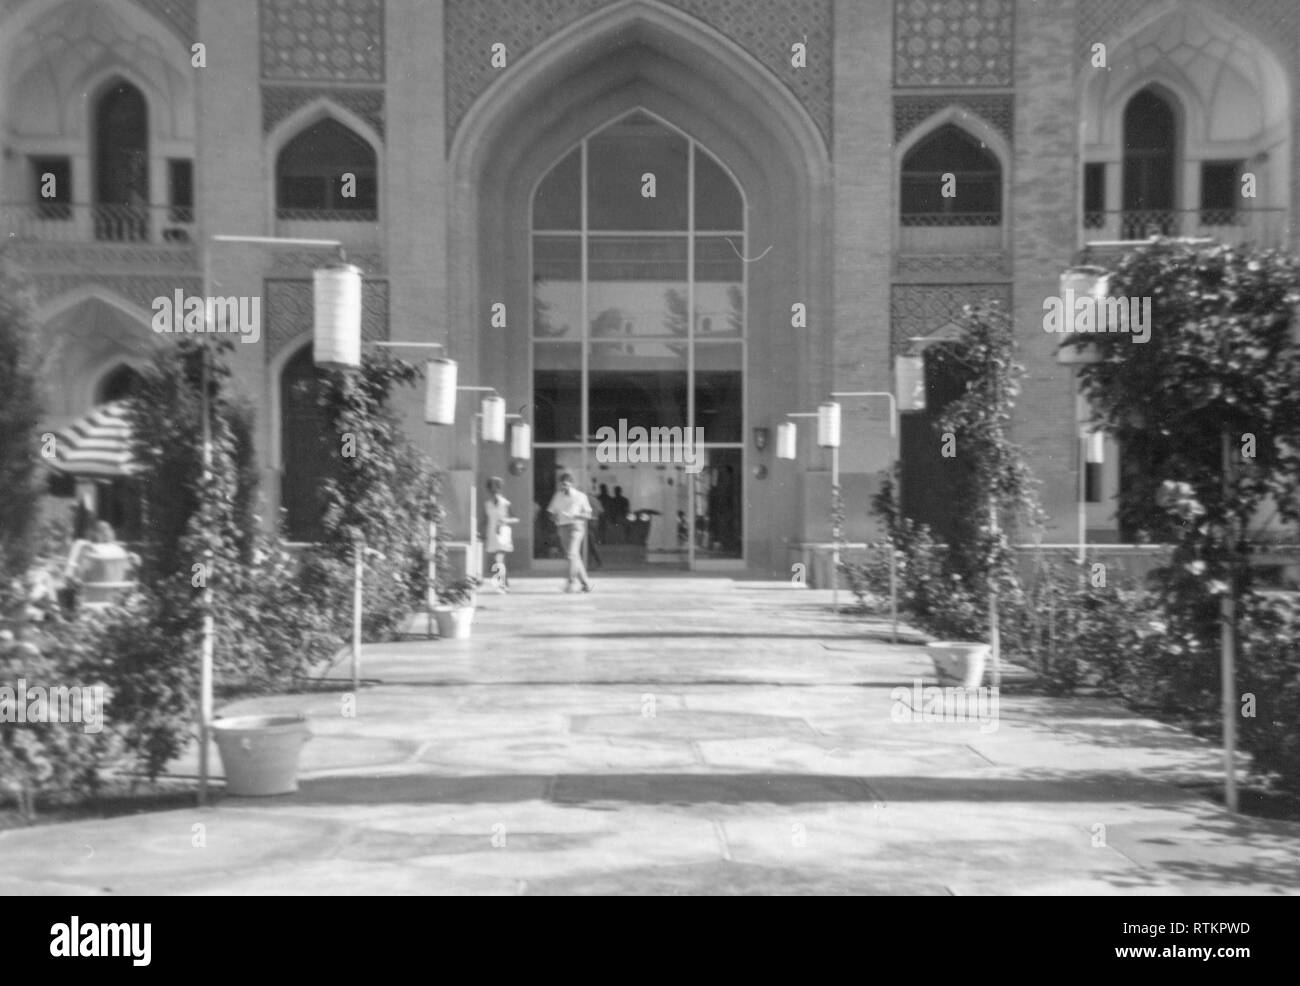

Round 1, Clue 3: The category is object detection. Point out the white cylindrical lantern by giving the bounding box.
[895,354,927,412]
[1059,266,1109,303]
[510,420,532,460]
[312,263,363,370]
[1060,265,1111,330]
[481,394,506,443]
[1084,429,1105,465]
[424,358,458,425]
[817,402,841,449]
[775,422,797,460]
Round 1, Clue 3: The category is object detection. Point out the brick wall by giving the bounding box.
[1010,0,1082,542]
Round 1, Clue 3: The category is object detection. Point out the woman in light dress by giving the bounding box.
[483,477,519,591]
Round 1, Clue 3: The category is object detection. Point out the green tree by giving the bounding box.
[1064,240,1300,550]
[0,254,44,591]
[307,349,443,639]
[1064,239,1300,785]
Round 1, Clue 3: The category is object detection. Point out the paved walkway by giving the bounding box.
[4,577,1299,895]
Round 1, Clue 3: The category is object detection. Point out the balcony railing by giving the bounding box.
[275,207,377,222]
[899,211,1003,254]
[0,202,195,246]
[1082,208,1290,250]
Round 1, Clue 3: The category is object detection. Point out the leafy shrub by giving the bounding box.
[0,254,43,583]
[307,350,444,639]
[1236,593,1300,794]
[0,617,117,818]
[437,576,480,608]
[1007,560,1157,696]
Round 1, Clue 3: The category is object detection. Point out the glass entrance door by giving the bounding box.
[531,111,746,570]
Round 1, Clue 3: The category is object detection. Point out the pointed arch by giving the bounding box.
[895,105,1012,175]
[265,99,384,222]
[265,98,384,167]
[35,284,154,327]
[447,0,832,426]
[2,0,195,141]
[894,107,1010,252]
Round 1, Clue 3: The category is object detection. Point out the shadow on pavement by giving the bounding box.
[285,770,1245,807]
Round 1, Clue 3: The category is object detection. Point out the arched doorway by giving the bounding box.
[95,80,149,241]
[96,363,143,403]
[279,345,333,541]
[451,3,831,574]
[1122,88,1178,238]
[530,110,746,568]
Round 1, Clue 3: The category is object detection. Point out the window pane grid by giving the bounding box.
[532,113,746,561]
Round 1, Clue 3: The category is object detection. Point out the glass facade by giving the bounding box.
[531,112,745,565]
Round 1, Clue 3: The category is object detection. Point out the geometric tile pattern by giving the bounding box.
[1077,0,1299,60]
[262,85,386,139]
[894,252,1010,279]
[444,0,833,150]
[894,93,1014,143]
[31,273,203,313]
[271,251,386,277]
[264,278,390,360]
[128,0,197,41]
[890,282,1012,356]
[894,0,1015,88]
[259,0,384,82]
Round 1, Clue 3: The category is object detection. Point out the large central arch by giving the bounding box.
[446,0,832,572]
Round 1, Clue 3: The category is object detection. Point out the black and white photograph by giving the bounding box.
[0,0,1297,927]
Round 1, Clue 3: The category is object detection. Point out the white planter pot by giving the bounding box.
[925,641,991,688]
[433,605,475,639]
[212,714,311,796]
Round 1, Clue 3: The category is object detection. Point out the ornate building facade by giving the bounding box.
[2,0,1295,572]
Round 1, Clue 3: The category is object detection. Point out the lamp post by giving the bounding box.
[779,411,836,605]
[832,391,900,642]
[197,234,349,807]
[372,340,449,637]
[420,361,510,582]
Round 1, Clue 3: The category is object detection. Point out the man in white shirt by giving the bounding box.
[546,472,594,592]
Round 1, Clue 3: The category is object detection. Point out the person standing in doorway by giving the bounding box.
[547,472,594,593]
[482,477,518,592]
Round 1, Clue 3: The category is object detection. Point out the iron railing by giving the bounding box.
[900,211,1002,228]
[1082,208,1289,249]
[275,207,378,223]
[0,202,195,245]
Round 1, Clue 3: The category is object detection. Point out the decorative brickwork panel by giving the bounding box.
[264,278,389,359]
[129,0,197,41]
[1078,0,1298,62]
[260,0,384,82]
[32,273,202,313]
[894,252,1010,279]
[894,93,1013,143]
[894,0,1015,87]
[271,250,385,277]
[10,242,199,274]
[262,85,385,138]
[890,282,1012,355]
[444,0,832,150]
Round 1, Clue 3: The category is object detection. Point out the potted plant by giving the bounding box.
[917,576,990,688]
[433,576,479,639]
[925,641,991,688]
[211,713,312,796]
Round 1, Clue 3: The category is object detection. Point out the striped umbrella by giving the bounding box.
[47,401,136,478]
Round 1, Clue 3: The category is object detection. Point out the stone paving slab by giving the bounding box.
[2,575,1298,895]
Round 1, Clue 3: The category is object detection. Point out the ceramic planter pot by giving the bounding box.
[925,641,991,688]
[433,605,475,639]
[212,714,311,796]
